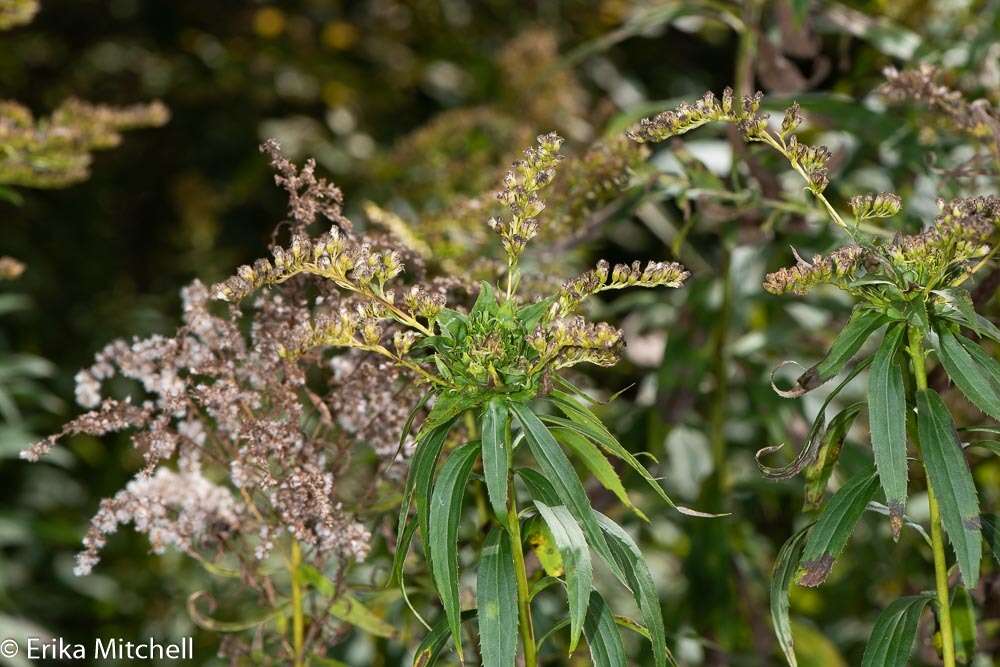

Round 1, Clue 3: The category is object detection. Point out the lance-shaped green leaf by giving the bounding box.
[771,526,810,667]
[534,502,592,653]
[547,392,720,517]
[421,391,483,435]
[548,390,677,510]
[951,586,977,662]
[597,512,674,667]
[803,403,862,511]
[477,527,518,667]
[778,307,887,397]
[428,441,480,661]
[867,323,909,537]
[865,502,931,546]
[481,398,510,523]
[517,295,555,331]
[582,590,627,667]
[982,514,1000,565]
[859,594,933,667]
[916,388,982,588]
[934,287,1000,343]
[470,280,497,318]
[393,419,455,585]
[957,332,1000,395]
[413,609,477,667]
[510,403,623,583]
[936,326,1000,421]
[758,358,872,480]
[551,426,646,520]
[797,470,879,587]
[517,467,560,506]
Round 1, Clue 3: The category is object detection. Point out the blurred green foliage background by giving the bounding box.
[2,0,1000,664]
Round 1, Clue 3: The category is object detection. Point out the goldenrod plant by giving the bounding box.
[763,195,1000,667]
[630,85,1000,666]
[213,133,695,667]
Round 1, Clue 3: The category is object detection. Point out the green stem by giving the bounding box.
[506,257,518,302]
[757,133,851,232]
[289,540,305,667]
[907,325,956,667]
[505,417,537,666]
[709,249,732,501]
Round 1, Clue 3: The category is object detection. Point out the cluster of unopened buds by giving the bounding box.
[212,227,403,302]
[402,285,446,319]
[528,316,623,361]
[763,245,866,296]
[627,89,739,142]
[764,196,1000,296]
[554,258,689,318]
[785,136,832,193]
[279,307,379,358]
[488,132,564,260]
[849,192,902,220]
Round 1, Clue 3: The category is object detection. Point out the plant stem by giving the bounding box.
[505,416,537,667]
[708,248,732,500]
[289,540,305,667]
[907,325,956,667]
[506,257,518,302]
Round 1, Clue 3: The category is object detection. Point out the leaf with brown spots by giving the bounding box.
[796,470,879,587]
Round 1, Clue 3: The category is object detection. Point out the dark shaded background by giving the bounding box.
[2,1,999,664]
